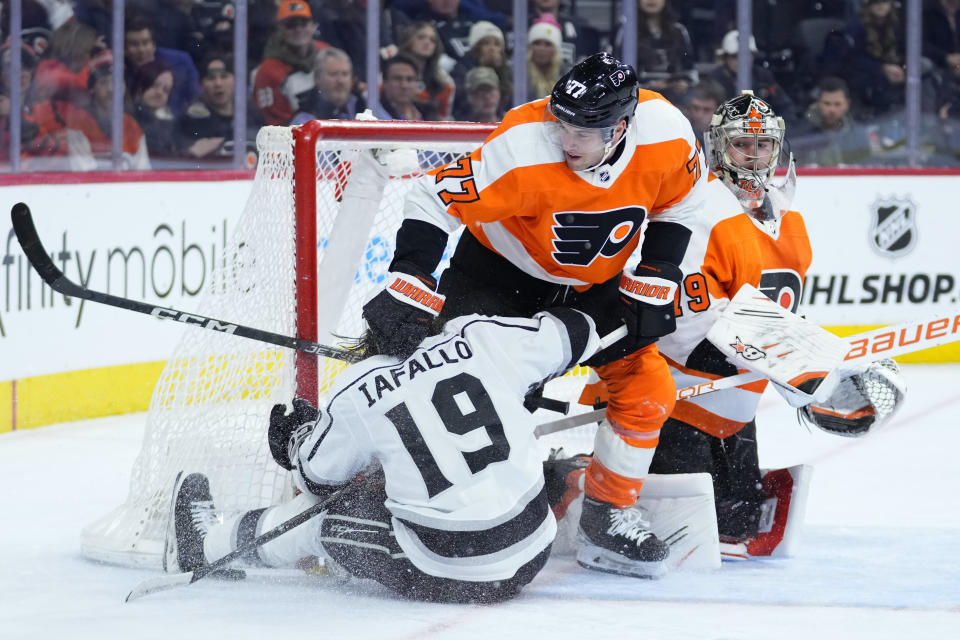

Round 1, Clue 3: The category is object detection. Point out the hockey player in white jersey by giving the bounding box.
[167,307,604,602]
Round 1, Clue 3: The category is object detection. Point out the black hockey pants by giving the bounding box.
[319,471,551,604]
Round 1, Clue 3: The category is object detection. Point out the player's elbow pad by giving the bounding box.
[618,261,682,338]
[800,359,906,437]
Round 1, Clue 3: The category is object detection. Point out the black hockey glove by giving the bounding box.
[268,398,319,470]
[361,261,445,359]
[619,260,683,339]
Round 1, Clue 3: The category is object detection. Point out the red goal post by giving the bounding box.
[80,119,495,568]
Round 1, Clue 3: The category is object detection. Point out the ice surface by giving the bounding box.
[1,365,958,640]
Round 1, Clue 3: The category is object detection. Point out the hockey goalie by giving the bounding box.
[561,92,907,564]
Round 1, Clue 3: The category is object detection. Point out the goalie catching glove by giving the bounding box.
[361,261,445,359]
[268,398,319,470]
[800,359,906,437]
[619,260,682,340]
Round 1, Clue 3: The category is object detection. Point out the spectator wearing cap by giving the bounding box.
[252,0,329,125]
[130,60,179,158]
[526,16,569,102]
[124,17,200,117]
[451,20,512,120]
[291,48,367,124]
[177,54,245,159]
[463,66,503,123]
[77,52,150,169]
[530,0,599,65]
[372,54,436,121]
[396,21,456,120]
[704,29,797,123]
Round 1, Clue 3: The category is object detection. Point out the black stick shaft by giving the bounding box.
[190,497,331,584]
[11,202,359,363]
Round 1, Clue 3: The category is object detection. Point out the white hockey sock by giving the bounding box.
[203,493,327,567]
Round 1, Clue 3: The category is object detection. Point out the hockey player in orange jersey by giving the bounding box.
[362,53,709,578]
[577,91,906,558]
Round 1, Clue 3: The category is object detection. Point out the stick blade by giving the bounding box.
[125,572,194,602]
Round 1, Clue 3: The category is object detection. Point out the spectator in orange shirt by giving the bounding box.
[76,53,150,169]
[32,20,102,106]
[28,51,149,171]
[252,0,328,125]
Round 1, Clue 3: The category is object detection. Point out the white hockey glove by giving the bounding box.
[268,398,320,470]
[800,359,906,437]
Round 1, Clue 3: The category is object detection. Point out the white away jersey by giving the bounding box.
[296,310,600,581]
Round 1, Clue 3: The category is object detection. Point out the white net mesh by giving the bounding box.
[80,122,491,568]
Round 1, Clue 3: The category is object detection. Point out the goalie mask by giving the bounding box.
[706,91,785,213]
[548,53,638,171]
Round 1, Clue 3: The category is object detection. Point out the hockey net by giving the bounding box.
[80,120,497,568]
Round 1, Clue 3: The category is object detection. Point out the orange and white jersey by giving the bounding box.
[404,92,708,286]
[656,174,813,438]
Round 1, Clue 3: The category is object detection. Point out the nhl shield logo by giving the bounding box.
[869,196,917,258]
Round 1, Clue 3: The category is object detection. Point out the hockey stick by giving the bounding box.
[125,485,349,602]
[11,203,362,364]
[534,306,960,437]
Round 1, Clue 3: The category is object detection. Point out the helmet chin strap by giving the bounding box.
[582,130,627,172]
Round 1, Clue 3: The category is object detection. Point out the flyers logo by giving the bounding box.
[551,206,646,266]
[609,70,626,87]
[758,269,802,313]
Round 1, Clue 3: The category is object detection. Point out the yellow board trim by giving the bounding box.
[0,380,12,434]
[1,361,166,433]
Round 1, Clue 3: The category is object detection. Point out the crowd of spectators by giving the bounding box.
[4,0,960,170]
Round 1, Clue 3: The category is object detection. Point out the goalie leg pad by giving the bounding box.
[719,464,813,560]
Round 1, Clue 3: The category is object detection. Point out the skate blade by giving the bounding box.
[575,540,668,579]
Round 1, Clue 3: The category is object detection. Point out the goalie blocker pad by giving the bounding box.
[706,285,849,406]
[720,465,812,561]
